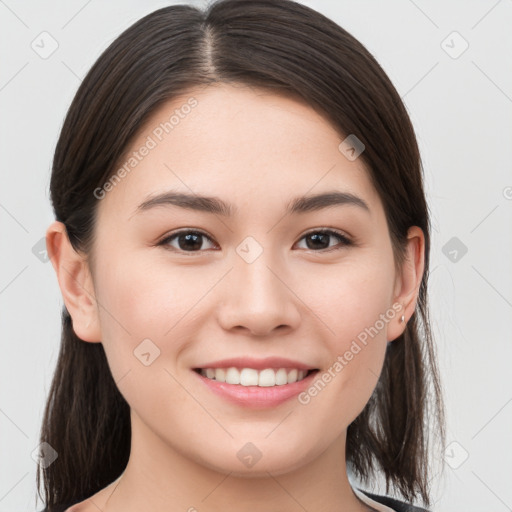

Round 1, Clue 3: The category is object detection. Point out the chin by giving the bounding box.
[195,440,318,478]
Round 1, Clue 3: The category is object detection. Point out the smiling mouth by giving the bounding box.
[193,367,319,387]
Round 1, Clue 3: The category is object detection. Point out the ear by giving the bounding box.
[387,226,425,342]
[46,221,102,343]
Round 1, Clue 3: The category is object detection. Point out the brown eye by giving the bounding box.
[296,229,352,251]
[158,230,217,252]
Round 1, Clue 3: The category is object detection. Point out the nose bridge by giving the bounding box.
[237,251,283,303]
[217,240,300,335]
[233,239,285,310]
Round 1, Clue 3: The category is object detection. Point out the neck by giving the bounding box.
[101,411,372,512]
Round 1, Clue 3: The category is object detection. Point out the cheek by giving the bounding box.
[304,255,395,345]
[92,255,189,372]
[92,261,200,423]
[95,249,193,327]
[298,258,393,408]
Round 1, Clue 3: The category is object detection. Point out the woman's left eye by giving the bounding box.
[157,228,352,253]
[295,229,352,251]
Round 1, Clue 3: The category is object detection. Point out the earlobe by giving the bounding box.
[387,226,425,342]
[45,221,102,343]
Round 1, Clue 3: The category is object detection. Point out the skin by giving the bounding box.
[46,82,424,512]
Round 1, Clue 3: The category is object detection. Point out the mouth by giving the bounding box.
[193,367,319,387]
[191,364,320,409]
[191,356,321,408]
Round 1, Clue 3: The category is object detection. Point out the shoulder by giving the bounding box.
[37,501,89,512]
[357,488,431,512]
[37,479,119,512]
[37,485,111,512]
[37,506,75,512]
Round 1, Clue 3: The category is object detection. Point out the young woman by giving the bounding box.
[37,1,445,511]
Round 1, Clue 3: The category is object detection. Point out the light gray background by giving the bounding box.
[1,1,511,511]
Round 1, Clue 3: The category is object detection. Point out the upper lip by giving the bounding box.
[194,357,318,371]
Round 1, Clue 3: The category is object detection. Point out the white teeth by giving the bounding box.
[275,368,288,385]
[240,368,259,386]
[199,367,311,386]
[258,369,275,387]
[287,369,298,383]
[225,367,240,384]
[214,368,226,382]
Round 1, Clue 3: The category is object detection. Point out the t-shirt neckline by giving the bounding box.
[353,486,397,512]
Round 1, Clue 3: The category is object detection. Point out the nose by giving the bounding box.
[216,251,301,337]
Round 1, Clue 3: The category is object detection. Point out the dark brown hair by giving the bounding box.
[38,0,446,510]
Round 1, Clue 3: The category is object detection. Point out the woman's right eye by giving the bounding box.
[158,230,218,253]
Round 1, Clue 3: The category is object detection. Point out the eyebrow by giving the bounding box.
[134,190,370,217]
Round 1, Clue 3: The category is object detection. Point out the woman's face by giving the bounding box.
[72,83,419,476]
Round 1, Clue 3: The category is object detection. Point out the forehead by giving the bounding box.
[96,83,381,220]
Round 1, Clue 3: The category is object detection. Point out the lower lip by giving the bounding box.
[192,370,319,409]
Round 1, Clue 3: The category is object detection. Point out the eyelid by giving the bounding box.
[300,227,351,241]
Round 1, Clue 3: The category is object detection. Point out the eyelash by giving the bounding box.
[156,228,353,255]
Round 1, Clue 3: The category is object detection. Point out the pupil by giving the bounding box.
[307,233,329,250]
[180,233,202,250]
